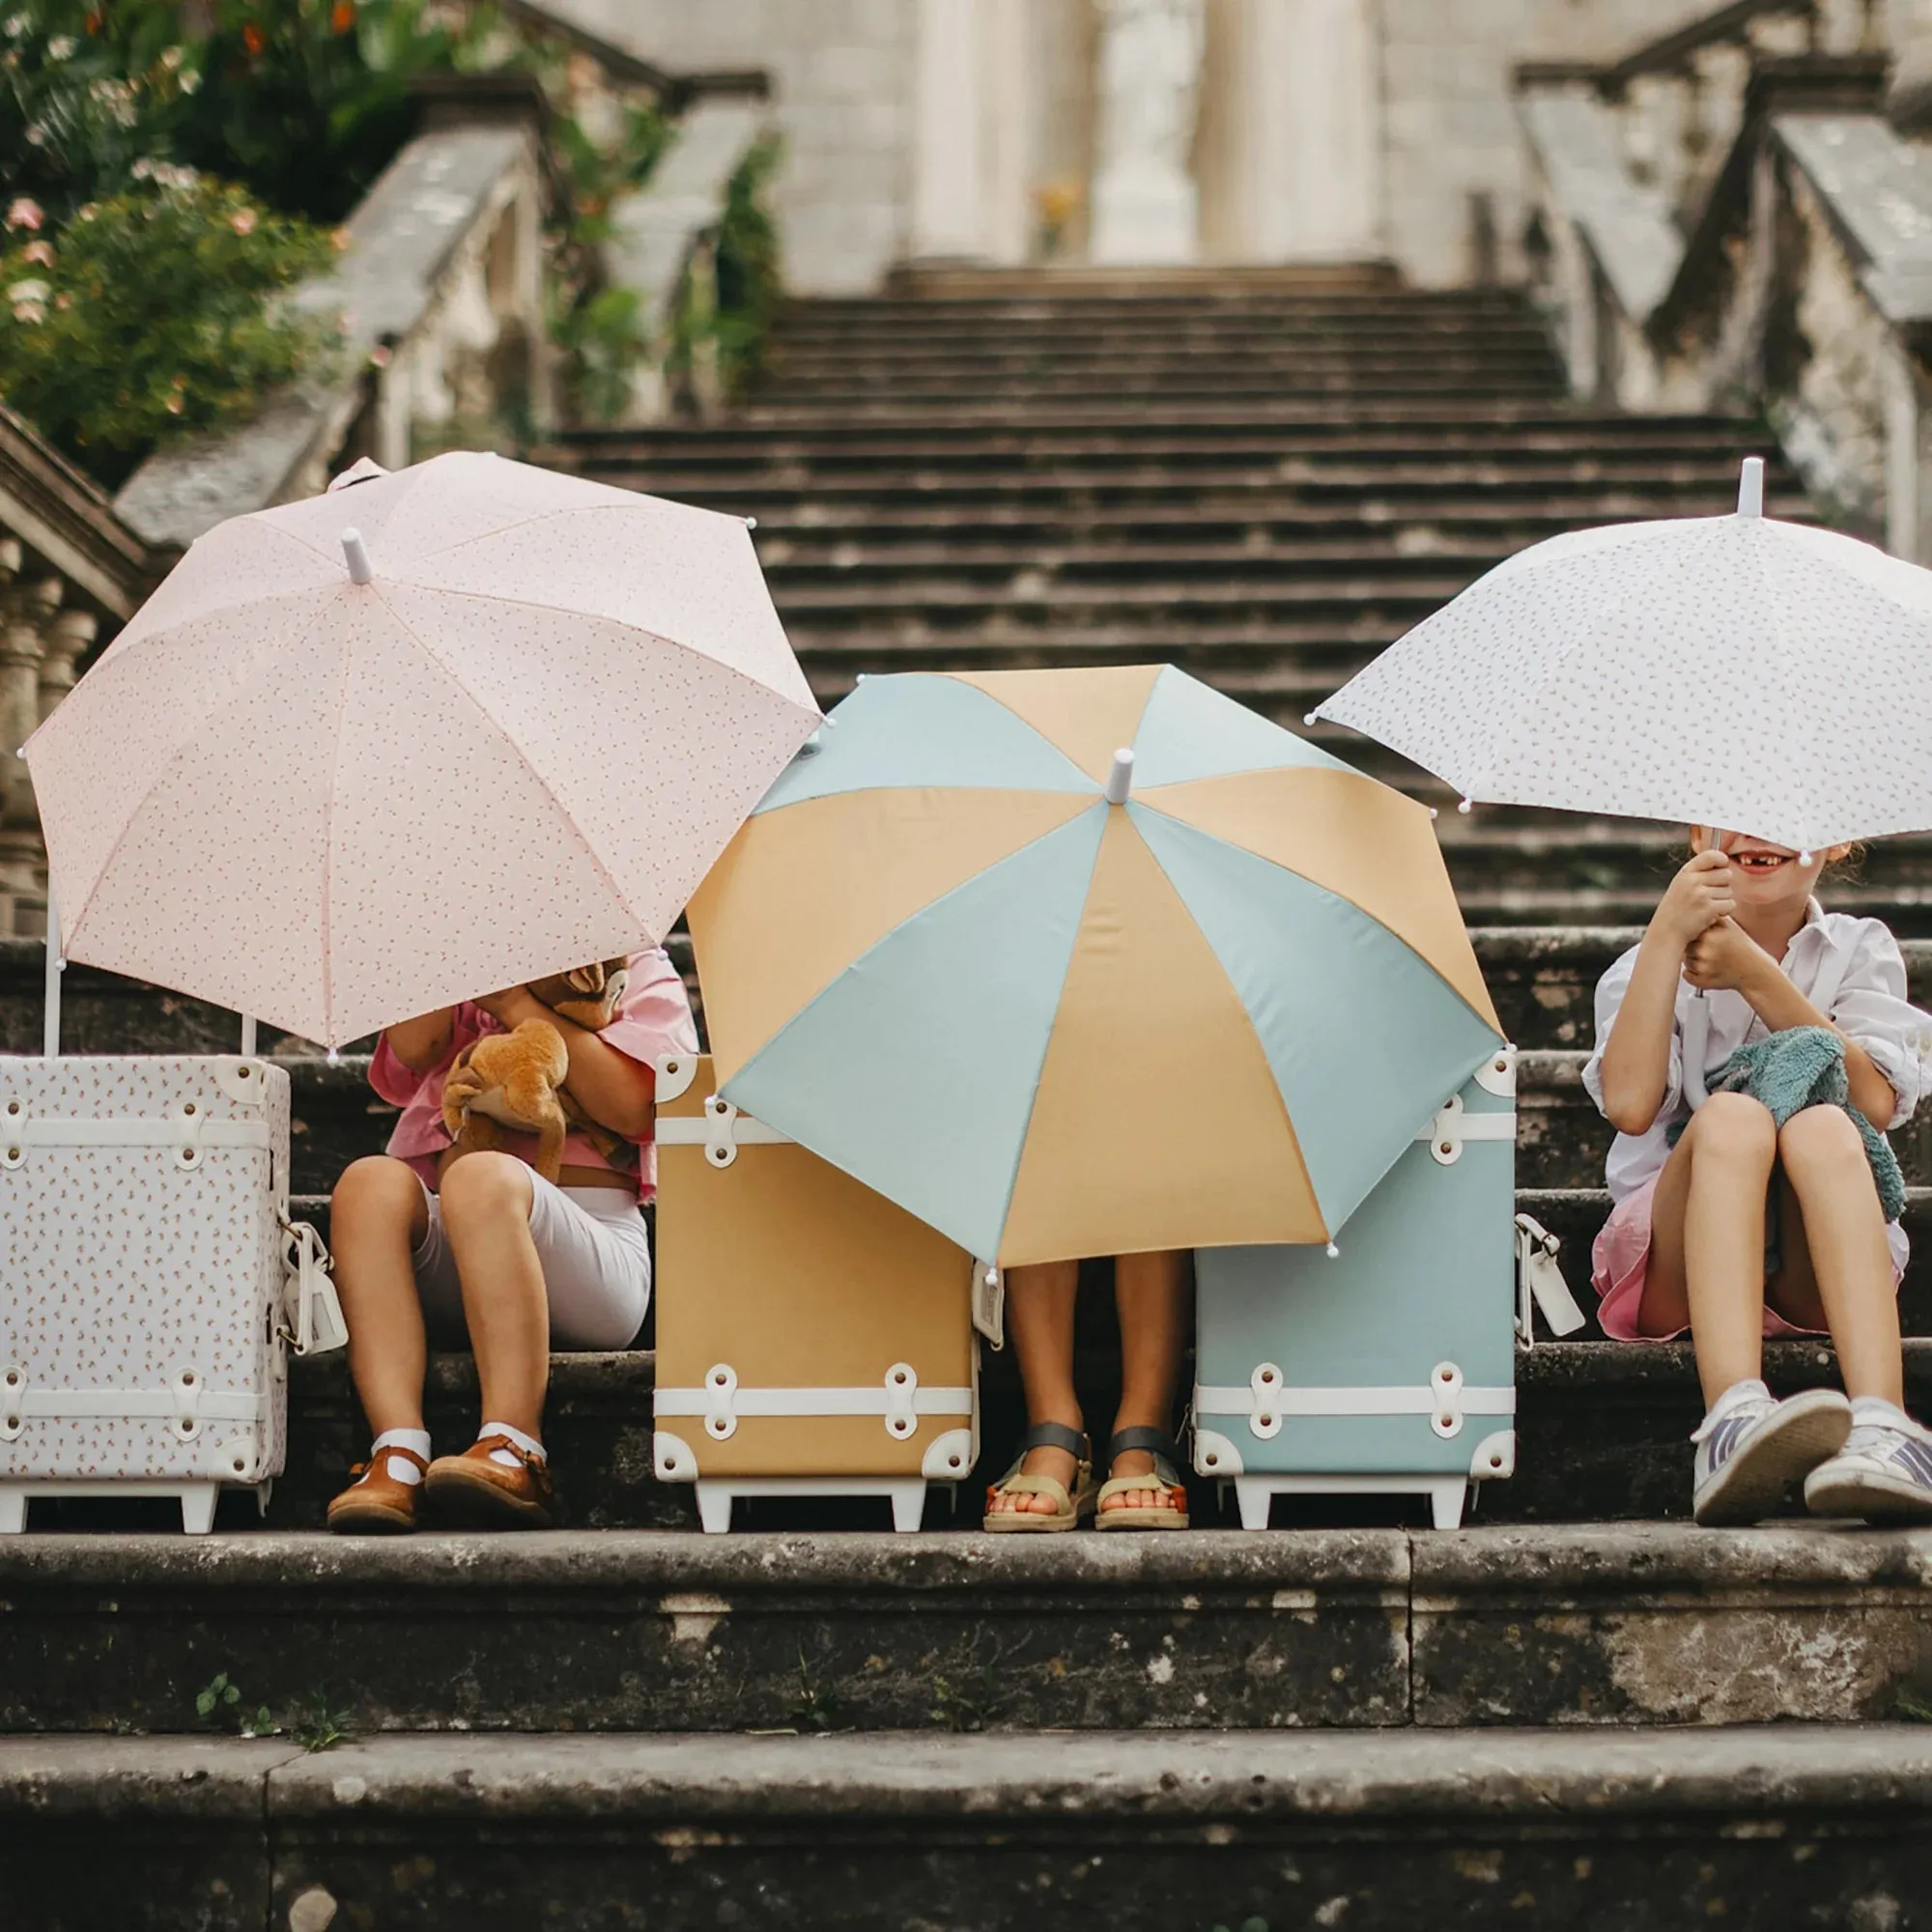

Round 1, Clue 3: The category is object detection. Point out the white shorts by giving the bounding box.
[411,1171,652,1351]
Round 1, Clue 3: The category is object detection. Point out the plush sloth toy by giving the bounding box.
[440,960,631,1181]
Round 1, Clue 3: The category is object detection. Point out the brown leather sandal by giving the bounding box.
[982,1421,1095,1533]
[327,1445,428,1535]
[1094,1427,1190,1530]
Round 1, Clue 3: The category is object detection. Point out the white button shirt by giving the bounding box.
[1582,903,1932,1265]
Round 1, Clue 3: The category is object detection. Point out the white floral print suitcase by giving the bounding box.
[651,1053,980,1533]
[0,942,344,1533]
[1191,1047,1583,1530]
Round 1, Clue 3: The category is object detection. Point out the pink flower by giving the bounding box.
[367,344,391,369]
[5,197,43,232]
[229,208,257,237]
[20,240,52,267]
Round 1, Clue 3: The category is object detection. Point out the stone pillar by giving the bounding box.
[1205,0,1381,263]
[1090,0,1207,266]
[1889,0,1932,131]
[0,570,55,938]
[912,0,987,258]
[910,0,1038,265]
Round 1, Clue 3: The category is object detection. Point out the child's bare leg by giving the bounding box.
[1103,1249,1188,1513]
[1643,1093,1776,1406]
[439,1151,550,1440]
[1772,1107,1902,1406]
[990,1260,1082,1516]
[329,1155,433,1435]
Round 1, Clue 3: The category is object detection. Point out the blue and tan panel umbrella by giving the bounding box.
[687,665,1502,1267]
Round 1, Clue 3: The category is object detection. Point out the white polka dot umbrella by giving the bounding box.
[23,452,820,1049]
[1311,458,1932,860]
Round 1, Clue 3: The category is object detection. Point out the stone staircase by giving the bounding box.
[9,275,1932,1926]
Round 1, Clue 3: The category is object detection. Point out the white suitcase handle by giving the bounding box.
[1515,1212,1587,1345]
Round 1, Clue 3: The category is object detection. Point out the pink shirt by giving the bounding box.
[370,949,698,1203]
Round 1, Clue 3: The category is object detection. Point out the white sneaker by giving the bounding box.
[1804,1406,1932,1523]
[1691,1381,1852,1527]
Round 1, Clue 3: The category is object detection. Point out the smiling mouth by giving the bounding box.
[1733,851,1792,873]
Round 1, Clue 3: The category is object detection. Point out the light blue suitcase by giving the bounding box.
[1192,1046,1580,1529]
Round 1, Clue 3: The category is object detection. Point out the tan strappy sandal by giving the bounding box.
[1095,1427,1190,1531]
[982,1421,1095,1533]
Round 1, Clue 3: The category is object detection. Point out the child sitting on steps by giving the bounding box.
[326,952,696,1534]
[1585,831,1932,1526]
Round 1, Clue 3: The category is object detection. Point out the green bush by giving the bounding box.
[0,171,338,485]
[712,133,782,392]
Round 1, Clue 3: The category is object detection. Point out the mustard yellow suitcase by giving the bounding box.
[650,1054,980,1532]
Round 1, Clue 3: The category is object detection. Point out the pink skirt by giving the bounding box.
[1590,1175,1877,1342]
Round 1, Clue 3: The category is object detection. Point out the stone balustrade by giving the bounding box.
[1510,0,1932,559]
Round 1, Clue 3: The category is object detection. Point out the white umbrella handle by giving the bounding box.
[1681,988,1711,1112]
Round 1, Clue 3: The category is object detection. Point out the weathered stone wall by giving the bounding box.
[548,0,921,294]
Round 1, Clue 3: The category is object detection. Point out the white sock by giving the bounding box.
[1705,1377,1772,1425]
[371,1427,430,1485]
[1851,1396,1915,1434]
[479,1418,546,1470]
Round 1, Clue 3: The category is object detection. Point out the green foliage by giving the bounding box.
[193,1673,353,1752]
[0,171,337,485]
[711,133,782,392]
[194,1671,277,1739]
[166,0,504,226]
[0,3,200,223]
[786,1644,849,1734]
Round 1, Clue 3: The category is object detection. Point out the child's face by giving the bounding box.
[1696,827,1827,910]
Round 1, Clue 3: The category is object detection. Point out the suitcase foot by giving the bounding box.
[1228,1473,1473,1529]
[0,1488,25,1534]
[691,1476,938,1534]
[179,1484,219,1535]
[1234,1478,1272,1530]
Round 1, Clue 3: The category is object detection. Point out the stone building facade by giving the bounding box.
[549,0,1785,292]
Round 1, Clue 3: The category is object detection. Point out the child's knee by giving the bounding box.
[438,1150,533,1225]
[1778,1104,1867,1172]
[330,1155,421,1233]
[1689,1091,1776,1161]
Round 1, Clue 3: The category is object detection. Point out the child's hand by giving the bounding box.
[474,985,533,1024]
[1683,917,1773,995]
[1653,850,1735,952]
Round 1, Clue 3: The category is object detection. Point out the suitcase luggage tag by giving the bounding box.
[1514,1212,1586,1344]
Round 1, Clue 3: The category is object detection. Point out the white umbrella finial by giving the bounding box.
[1105,748,1135,805]
[341,528,373,584]
[1737,457,1765,518]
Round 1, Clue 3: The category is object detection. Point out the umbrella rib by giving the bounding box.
[379,582,820,717]
[369,588,652,937]
[401,497,690,568]
[1751,527,1807,851]
[317,600,359,1048]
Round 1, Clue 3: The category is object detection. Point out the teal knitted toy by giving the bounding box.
[1668,1024,1905,1221]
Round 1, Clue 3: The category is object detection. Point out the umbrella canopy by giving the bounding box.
[688,665,1502,1266]
[1310,459,1932,856]
[25,451,819,1049]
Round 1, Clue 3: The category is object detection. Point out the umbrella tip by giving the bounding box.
[744,515,758,530]
[1302,711,1319,728]
[1105,748,1135,806]
[1325,1242,1340,1259]
[340,527,373,585]
[1737,456,1765,517]
[326,1046,340,1066]
[1458,798,1473,815]
[1800,850,1813,865]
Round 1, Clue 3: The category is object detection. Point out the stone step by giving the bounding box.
[233,1335,1932,1534]
[565,404,1777,440]
[577,460,1795,511]
[7,1524,1932,1739]
[10,1726,1932,1930]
